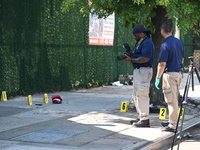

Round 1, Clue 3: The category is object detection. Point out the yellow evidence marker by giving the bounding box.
[0,91,7,101]
[120,101,128,112]
[26,95,33,105]
[178,108,185,119]
[42,93,49,103]
[159,108,167,119]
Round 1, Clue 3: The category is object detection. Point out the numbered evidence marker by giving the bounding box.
[120,101,128,112]
[178,108,185,119]
[159,108,167,119]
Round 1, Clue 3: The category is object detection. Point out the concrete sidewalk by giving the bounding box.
[0,73,199,150]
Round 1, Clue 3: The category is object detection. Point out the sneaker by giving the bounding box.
[130,118,140,125]
[133,119,150,127]
[161,127,176,133]
[161,122,169,127]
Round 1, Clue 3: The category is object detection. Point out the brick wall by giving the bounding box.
[194,50,200,70]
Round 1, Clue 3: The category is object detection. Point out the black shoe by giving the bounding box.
[161,127,176,133]
[130,118,140,125]
[133,119,150,127]
[161,122,169,127]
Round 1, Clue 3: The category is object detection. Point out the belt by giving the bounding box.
[135,67,152,69]
[164,70,182,73]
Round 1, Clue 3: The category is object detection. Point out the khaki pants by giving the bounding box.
[133,67,153,120]
[162,72,182,129]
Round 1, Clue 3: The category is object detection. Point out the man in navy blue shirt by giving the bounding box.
[155,21,184,132]
[124,24,154,127]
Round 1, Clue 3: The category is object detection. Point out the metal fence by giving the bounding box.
[0,0,134,97]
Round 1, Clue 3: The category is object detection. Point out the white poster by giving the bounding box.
[89,12,115,46]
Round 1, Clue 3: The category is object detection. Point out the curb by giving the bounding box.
[138,119,200,150]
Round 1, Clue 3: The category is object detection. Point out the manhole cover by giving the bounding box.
[11,128,86,143]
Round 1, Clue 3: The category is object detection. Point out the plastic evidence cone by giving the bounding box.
[26,95,33,105]
[1,91,7,101]
[42,93,48,103]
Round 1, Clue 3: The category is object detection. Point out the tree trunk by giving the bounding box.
[150,6,170,106]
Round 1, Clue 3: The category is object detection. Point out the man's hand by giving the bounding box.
[124,54,131,62]
[125,55,150,63]
[155,78,160,90]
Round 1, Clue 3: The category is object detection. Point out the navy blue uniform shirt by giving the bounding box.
[132,37,154,68]
[158,35,184,72]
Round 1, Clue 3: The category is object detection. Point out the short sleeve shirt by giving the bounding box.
[158,35,184,71]
[132,37,155,68]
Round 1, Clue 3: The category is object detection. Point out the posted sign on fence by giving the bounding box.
[89,12,115,46]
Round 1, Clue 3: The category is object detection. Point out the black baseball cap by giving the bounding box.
[132,24,151,34]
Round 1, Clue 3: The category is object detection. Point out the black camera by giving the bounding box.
[117,43,132,60]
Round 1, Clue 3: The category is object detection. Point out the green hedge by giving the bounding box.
[0,0,133,97]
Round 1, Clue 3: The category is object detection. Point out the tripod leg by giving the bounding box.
[177,101,187,150]
[171,100,183,150]
[192,70,194,91]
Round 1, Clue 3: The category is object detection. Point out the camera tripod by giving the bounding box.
[171,56,200,150]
